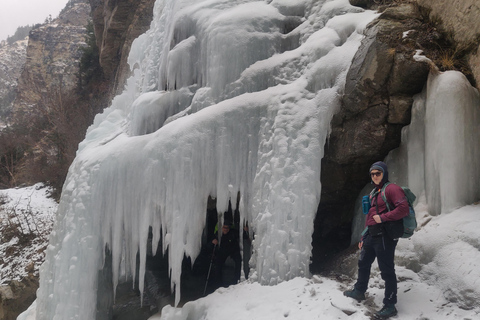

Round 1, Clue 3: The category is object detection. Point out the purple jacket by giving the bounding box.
[365,183,409,227]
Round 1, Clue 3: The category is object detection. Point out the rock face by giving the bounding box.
[0,38,28,116]
[312,3,432,269]
[13,0,91,114]
[417,0,480,84]
[89,0,155,96]
[0,39,27,120]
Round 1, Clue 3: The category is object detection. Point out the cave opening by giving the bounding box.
[127,194,252,315]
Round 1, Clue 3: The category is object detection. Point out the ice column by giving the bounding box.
[387,70,480,214]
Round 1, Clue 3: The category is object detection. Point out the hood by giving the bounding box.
[370,161,389,187]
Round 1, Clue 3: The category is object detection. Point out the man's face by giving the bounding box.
[370,169,383,185]
[222,225,230,234]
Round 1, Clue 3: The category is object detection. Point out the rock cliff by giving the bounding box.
[89,0,155,96]
[13,0,91,114]
[0,39,27,120]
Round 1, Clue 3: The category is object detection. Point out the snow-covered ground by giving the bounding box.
[0,184,57,285]
[156,272,476,320]
[9,184,480,319]
[156,198,480,320]
[6,185,480,320]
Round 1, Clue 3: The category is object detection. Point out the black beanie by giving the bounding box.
[370,161,389,185]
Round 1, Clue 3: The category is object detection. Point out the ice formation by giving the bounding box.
[352,69,480,243]
[386,70,480,214]
[30,0,381,318]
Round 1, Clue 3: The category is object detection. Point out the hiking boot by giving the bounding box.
[374,304,397,319]
[343,288,366,302]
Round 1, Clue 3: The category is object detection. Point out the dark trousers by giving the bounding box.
[214,250,241,286]
[354,234,398,305]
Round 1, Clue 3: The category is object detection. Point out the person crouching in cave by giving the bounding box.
[344,161,409,319]
[210,220,241,288]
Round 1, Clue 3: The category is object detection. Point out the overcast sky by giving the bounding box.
[0,0,70,41]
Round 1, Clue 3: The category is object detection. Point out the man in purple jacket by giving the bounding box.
[344,161,409,319]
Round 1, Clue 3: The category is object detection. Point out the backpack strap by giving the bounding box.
[380,182,393,212]
[369,187,379,202]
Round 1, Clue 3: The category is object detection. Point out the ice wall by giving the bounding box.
[386,69,480,215]
[31,0,378,318]
[351,62,480,245]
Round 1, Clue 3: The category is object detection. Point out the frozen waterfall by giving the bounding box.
[386,69,480,214]
[29,0,378,318]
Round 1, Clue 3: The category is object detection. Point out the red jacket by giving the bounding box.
[365,183,409,227]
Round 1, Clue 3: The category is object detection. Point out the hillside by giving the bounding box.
[0,39,27,120]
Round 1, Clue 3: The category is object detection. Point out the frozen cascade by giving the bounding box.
[31,0,378,318]
[386,69,480,215]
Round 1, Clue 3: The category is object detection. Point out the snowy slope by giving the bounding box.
[0,184,57,284]
[10,188,480,319]
[156,201,480,320]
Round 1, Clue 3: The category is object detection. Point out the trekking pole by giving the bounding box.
[203,244,216,296]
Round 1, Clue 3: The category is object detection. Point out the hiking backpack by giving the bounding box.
[379,182,417,238]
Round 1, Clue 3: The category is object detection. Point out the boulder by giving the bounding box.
[0,277,38,320]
